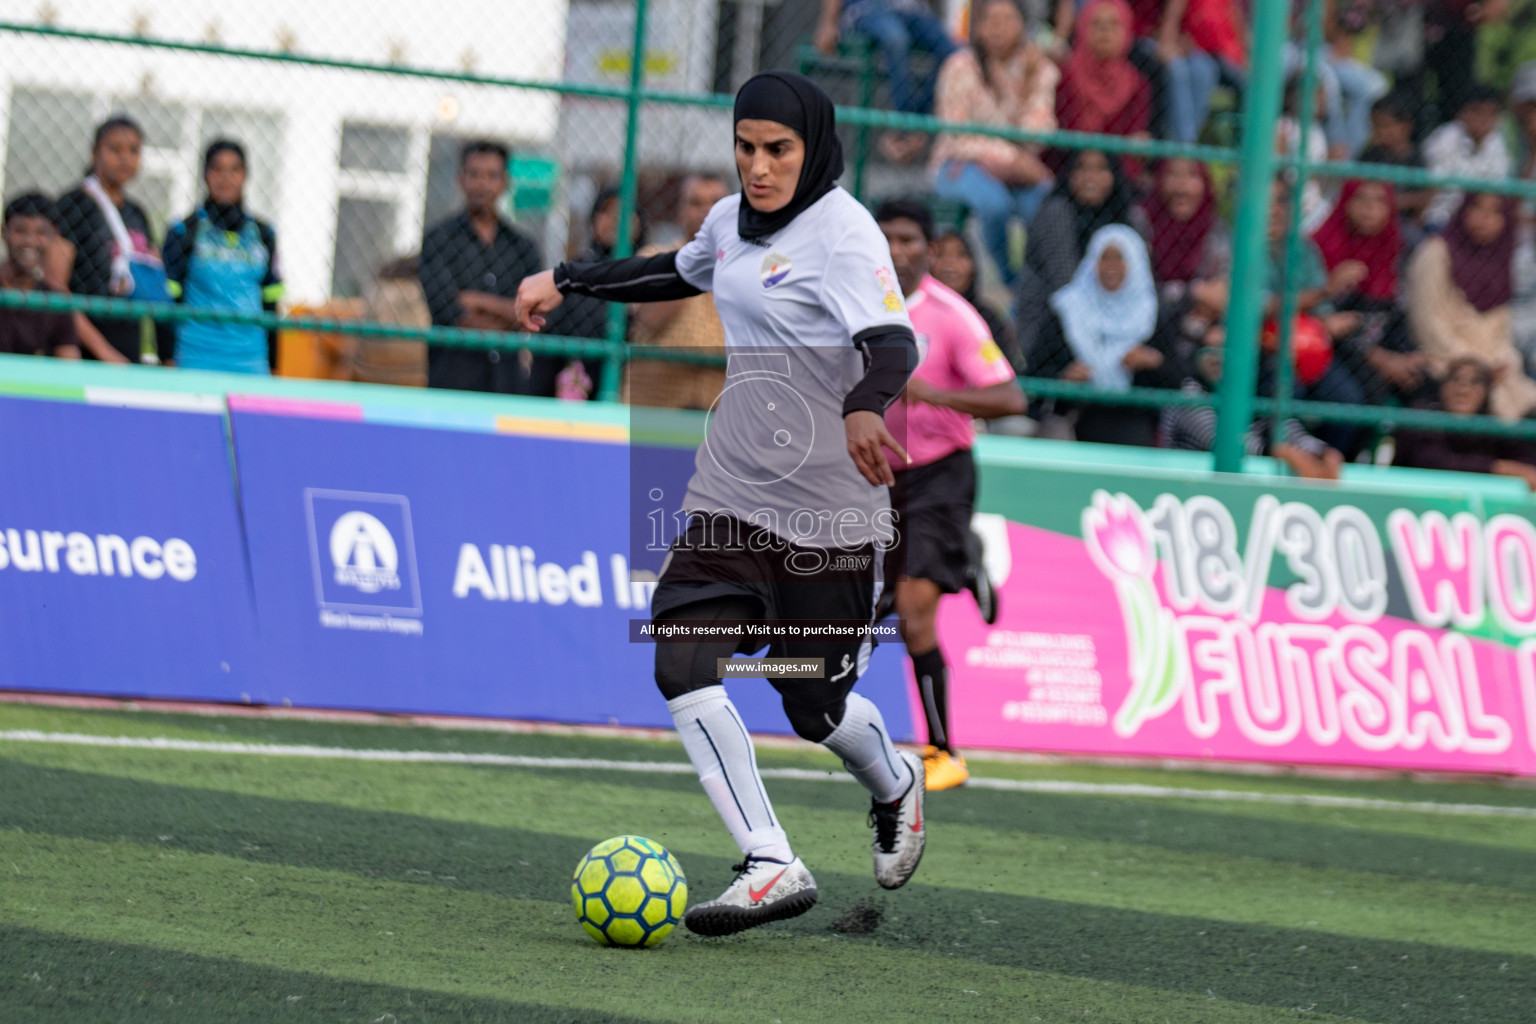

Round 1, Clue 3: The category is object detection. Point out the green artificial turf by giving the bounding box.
[0,701,1532,1023]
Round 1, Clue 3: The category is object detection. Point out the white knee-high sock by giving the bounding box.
[821,692,914,803]
[667,686,793,863]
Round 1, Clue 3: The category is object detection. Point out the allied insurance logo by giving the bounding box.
[304,489,422,616]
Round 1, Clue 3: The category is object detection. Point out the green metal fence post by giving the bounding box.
[598,0,650,402]
[1213,0,1290,473]
[1271,0,1325,451]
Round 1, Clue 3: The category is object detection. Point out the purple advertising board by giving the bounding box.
[229,406,915,737]
[0,395,257,698]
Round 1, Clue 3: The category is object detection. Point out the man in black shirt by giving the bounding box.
[418,140,541,392]
[0,193,80,358]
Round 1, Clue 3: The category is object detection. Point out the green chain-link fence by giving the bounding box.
[6,1,1536,476]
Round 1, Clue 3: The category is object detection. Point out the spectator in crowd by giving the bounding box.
[1316,0,1391,159]
[162,140,282,374]
[1263,178,1365,451]
[1052,0,1246,145]
[1423,83,1511,228]
[929,229,1022,370]
[1369,1,1424,89]
[1407,192,1536,421]
[1277,76,1332,233]
[625,173,731,410]
[1422,0,1508,124]
[1359,90,1430,228]
[1141,157,1230,302]
[0,193,79,359]
[541,185,646,400]
[815,0,959,163]
[1165,0,1249,144]
[349,255,430,388]
[1036,223,1169,445]
[1016,149,1144,365]
[1310,179,1428,405]
[1162,343,1345,479]
[1360,90,1422,169]
[1393,357,1536,487]
[48,115,171,364]
[1510,62,1536,181]
[1156,274,1228,391]
[418,139,540,393]
[930,0,1058,286]
[1053,0,1153,175]
[1141,161,1232,389]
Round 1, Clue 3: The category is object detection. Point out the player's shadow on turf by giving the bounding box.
[3,761,1533,1024]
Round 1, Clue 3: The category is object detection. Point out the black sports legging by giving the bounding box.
[653,595,856,743]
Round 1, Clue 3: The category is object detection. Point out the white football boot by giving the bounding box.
[869,750,926,889]
[684,856,819,936]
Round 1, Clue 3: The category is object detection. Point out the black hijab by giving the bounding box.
[733,71,844,241]
[1056,149,1135,254]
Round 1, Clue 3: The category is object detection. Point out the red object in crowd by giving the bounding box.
[1055,0,1152,177]
[1262,314,1334,387]
[1182,0,1247,69]
[1062,0,1144,134]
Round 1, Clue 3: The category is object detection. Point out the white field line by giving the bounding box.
[3,729,1535,820]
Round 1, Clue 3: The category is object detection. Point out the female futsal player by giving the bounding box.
[514,71,926,937]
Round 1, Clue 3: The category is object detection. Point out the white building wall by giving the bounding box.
[0,0,568,303]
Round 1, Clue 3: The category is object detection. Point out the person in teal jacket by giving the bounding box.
[163,140,282,373]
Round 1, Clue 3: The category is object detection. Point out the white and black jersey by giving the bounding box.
[559,187,916,550]
[669,190,913,549]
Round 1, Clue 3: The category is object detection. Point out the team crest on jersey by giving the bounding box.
[876,265,904,312]
[760,252,792,288]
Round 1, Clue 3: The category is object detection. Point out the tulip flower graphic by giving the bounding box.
[1082,491,1186,736]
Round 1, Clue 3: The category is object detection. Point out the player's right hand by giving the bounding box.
[512,270,565,332]
[845,409,907,487]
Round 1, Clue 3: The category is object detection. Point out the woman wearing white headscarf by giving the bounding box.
[1038,224,1169,445]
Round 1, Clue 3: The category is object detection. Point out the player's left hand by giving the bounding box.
[845,409,907,487]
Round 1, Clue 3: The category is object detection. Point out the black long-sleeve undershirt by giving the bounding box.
[554,250,702,303]
[556,250,916,416]
[845,326,918,418]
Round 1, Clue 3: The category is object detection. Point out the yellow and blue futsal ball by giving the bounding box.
[571,835,687,947]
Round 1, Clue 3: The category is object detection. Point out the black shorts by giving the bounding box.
[887,447,977,595]
[651,514,883,681]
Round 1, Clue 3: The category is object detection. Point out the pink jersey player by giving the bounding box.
[884,274,1016,468]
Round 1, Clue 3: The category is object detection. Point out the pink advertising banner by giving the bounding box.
[923,489,1536,776]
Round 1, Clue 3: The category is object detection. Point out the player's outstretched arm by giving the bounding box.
[516,251,705,333]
